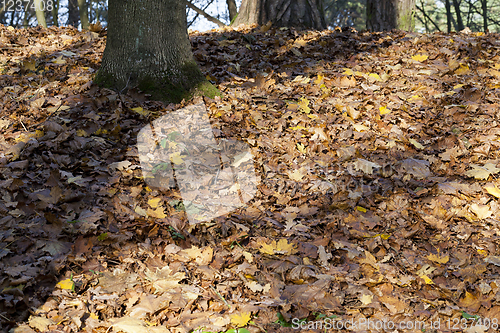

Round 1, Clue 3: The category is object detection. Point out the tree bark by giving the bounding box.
[366,0,415,31]
[67,0,79,27]
[452,0,464,30]
[95,0,219,103]
[52,0,60,26]
[233,0,326,30]
[226,0,238,22]
[34,0,47,27]
[78,0,90,29]
[481,0,487,31]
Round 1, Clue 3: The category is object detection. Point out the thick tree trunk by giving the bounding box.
[366,0,415,31]
[226,0,238,22]
[78,0,90,29]
[67,0,79,27]
[233,0,326,30]
[95,0,218,103]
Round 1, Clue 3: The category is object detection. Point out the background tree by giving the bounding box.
[95,0,218,103]
[67,0,80,26]
[78,0,90,29]
[366,0,416,31]
[34,0,47,27]
[233,0,326,29]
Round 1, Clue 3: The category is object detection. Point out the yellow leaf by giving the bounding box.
[455,63,470,75]
[290,125,307,131]
[131,107,149,116]
[259,241,275,255]
[356,206,367,213]
[259,239,296,255]
[343,68,354,76]
[90,313,99,320]
[368,73,382,82]
[427,254,449,264]
[380,233,391,240]
[314,74,324,85]
[484,184,500,198]
[230,312,251,328]
[56,279,74,291]
[170,152,184,165]
[296,143,306,154]
[148,198,162,209]
[379,106,391,115]
[147,207,167,219]
[420,275,434,284]
[408,95,422,102]
[297,97,311,113]
[409,138,424,149]
[76,129,88,137]
[275,239,297,254]
[412,54,428,62]
[477,249,488,256]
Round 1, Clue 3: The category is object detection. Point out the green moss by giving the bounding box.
[93,71,117,89]
[96,61,221,103]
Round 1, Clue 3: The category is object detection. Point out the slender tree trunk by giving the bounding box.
[96,0,218,103]
[226,0,238,22]
[366,0,415,31]
[67,0,79,27]
[52,0,60,26]
[23,7,29,28]
[233,0,326,30]
[445,0,452,32]
[452,0,464,30]
[34,0,47,27]
[78,0,89,29]
[481,0,487,31]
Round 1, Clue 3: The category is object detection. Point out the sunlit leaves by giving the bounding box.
[466,163,500,180]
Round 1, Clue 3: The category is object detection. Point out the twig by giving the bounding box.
[20,121,28,132]
[209,285,231,308]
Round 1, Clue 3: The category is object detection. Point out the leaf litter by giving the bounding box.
[0,23,500,332]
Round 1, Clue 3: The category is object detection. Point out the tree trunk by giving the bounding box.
[67,0,79,27]
[452,0,464,30]
[34,0,47,27]
[481,0,487,31]
[95,0,219,103]
[366,0,415,31]
[233,0,326,30]
[226,0,238,22]
[52,0,60,26]
[445,0,452,32]
[78,0,90,29]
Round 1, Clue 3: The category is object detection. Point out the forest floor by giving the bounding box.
[1,23,500,333]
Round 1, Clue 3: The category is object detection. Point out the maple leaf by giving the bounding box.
[411,54,428,62]
[297,97,311,113]
[230,312,251,327]
[484,184,500,198]
[466,163,500,180]
[56,278,74,291]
